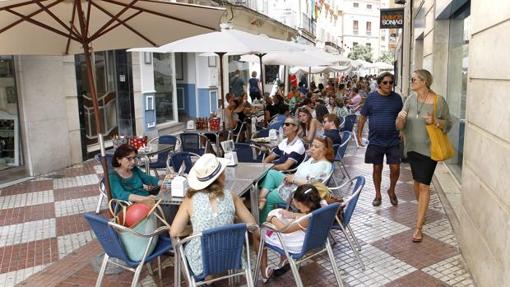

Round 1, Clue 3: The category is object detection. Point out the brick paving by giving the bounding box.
[0,144,476,287]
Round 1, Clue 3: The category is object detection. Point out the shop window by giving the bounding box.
[445,11,470,179]
[0,56,23,171]
[153,53,176,124]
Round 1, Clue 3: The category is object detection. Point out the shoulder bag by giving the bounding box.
[426,95,455,161]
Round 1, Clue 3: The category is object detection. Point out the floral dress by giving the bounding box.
[184,190,235,275]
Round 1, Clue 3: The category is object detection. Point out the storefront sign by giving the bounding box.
[380,8,404,29]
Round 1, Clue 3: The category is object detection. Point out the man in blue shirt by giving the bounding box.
[357,72,403,207]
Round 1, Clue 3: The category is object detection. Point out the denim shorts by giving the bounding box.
[364,144,401,165]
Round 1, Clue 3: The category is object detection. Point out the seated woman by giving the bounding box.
[297,107,323,142]
[109,144,162,205]
[260,184,325,282]
[170,154,257,276]
[259,136,334,222]
[262,116,305,172]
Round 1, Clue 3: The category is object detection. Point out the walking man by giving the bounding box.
[357,72,403,206]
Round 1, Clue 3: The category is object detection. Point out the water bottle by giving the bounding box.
[278,126,284,141]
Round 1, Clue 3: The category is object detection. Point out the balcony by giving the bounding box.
[301,13,316,35]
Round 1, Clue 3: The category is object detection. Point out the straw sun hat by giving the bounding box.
[187,153,229,190]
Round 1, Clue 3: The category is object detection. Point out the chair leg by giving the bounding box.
[341,225,365,271]
[326,239,345,287]
[95,253,109,287]
[347,224,362,251]
[288,258,304,287]
[157,256,162,280]
[131,263,144,287]
[340,162,352,180]
[253,237,265,287]
[95,193,105,214]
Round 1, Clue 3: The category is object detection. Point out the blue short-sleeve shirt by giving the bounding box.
[360,91,403,147]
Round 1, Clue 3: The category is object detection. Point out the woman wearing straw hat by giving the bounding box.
[170,153,257,276]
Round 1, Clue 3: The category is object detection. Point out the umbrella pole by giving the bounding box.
[216,52,226,130]
[83,44,112,202]
[257,53,267,126]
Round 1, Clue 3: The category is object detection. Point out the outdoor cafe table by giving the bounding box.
[159,162,273,223]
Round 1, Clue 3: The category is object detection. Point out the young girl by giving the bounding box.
[259,184,325,282]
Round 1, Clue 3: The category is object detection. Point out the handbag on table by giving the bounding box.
[426,95,455,161]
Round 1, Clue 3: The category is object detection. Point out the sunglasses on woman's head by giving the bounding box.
[284,122,296,127]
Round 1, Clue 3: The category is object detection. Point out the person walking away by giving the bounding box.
[230,69,245,98]
[249,71,262,101]
[357,72,403,207]
[396,69,451,242]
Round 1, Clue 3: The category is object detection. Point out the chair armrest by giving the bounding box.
[109,222,170,238]
[261,213,311,234]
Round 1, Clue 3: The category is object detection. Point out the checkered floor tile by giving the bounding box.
[0,143,475,287]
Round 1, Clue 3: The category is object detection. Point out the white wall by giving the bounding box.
[15,55,80,176]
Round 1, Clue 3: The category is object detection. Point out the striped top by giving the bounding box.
[360,91,403,147]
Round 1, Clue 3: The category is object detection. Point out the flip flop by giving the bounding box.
[372,198,382,207]
[388,191,398,206]
[261,266,274,283]
[412,229,423,243]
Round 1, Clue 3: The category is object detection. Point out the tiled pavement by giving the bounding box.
[0,145,475,287]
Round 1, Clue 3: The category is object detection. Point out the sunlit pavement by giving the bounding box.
[0,144,475,287]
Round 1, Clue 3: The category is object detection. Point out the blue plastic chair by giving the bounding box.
[94,153,114,170]
[332,131,352,184]
[180,132,205,155]
[174,223,254,287]
[166,151,200,174]
[329,176,366,270]
[253,128,270,138]
[235,143,265,163]
[148,135,179,170]
[255,203,344,287]
[83,213,172,287]
[341,114,357,132]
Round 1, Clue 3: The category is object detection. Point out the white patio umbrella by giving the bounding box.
[130,28,304,108]
[0,0,224,200]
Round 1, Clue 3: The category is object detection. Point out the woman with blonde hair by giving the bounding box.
[396,69,452,242]
[170,154,257,275]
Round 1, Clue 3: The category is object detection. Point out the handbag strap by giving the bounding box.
[432,95,438,124]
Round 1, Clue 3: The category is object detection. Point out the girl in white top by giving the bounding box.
[297,107,323,143]
[259,184,325,283]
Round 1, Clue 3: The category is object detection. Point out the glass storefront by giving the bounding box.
[0,56,23,172]
[153,53,176,124]
[75,50,135,158]
[445,7,470,180]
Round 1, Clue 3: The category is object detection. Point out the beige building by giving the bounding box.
[396,0,510,286]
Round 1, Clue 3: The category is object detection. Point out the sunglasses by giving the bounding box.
[284,122,296,127]
[411,78,421,83]
[382,81,394,85]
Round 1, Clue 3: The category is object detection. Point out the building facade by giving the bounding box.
[342,0,390,60]
[395,0,510,286]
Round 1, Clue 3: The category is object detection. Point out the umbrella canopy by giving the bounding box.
[0,0,224,200]
[130,28,303,109]
[0,0,225,55]
[132,28,301,54]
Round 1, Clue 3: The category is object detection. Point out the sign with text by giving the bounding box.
[380,8,404,29]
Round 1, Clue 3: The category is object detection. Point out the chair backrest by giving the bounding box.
[342,114,357,132]
[338,116,345,129]
[334,131,352,161]
[84,212,130,263]
[254,128,269,138]
[151,135,179,166]
[198,223,247,278]
[169,152,196,174]
[180,133,202,154]
[95,153,114,170]
[299,203,340,256]
[342,176,365,225]
[235,143,263,163]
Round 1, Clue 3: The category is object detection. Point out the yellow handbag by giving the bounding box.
[426,96,455,161]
